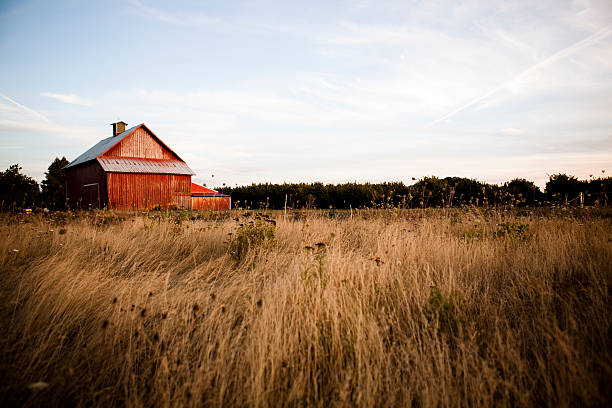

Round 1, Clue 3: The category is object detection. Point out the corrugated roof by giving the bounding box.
[65,124,141,169]
[191,183,217,194]
[98,157,195,175]
[191,182,229,197]
[64,123,186,169]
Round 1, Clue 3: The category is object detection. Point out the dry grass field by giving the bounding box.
[0,208,610,407]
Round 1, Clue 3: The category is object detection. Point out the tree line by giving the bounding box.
[0,159,609,211]
[217,174,610,209]
[0,158,69,211]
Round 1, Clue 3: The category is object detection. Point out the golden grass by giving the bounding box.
[0,209,610,407]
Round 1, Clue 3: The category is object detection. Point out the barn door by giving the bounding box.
[83,183,100,210]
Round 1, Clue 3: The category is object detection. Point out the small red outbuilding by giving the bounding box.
[191,183,231,210]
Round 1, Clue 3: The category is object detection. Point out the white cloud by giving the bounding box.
[41,92,92,106]
[500,128,524,136]
[0,92,51,122]
[130,0,217,25]
[0,92,102,143]
[429,25,612,125]
[0,119,102,140]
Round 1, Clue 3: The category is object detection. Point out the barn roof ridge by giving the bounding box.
[64,123,186,169]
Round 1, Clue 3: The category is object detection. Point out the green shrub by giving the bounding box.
[495,222,532,240]
[461,228,485,241]
[229,220,276,262]
[428,286,464,335]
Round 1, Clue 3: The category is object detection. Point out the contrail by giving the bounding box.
[0,91,52,123]
[428,26,612,126]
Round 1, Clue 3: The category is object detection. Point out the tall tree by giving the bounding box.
[502,178,544,206]
[546,174,584,203]
[0,164,40,211]
[41,157,70,210]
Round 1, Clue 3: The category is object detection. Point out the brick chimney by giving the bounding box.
[111,121,127,136]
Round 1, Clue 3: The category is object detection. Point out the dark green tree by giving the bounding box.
[41,157,70,210]
[583,176,610,206]
[0,164,40,211]
[545,174,584,204]
[217,175,595,209]
[502,178,544,206]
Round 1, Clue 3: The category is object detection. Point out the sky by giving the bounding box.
[0,0,611,189]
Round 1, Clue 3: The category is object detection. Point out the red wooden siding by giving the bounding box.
[65,161,107,210]
[107,173,191,210]
[191,196,231,210]
[104,127,177,160]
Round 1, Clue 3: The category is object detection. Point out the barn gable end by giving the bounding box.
[102,125,180,160]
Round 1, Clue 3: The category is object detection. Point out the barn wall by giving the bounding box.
[104,127,177,160]
[191,196,231,210]
[65,161,107,210]
[107,173,191,210]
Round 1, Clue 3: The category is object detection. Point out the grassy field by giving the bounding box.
[1,208,610,407]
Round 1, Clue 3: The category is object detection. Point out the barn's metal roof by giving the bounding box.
[65,125,141,169]
[64,123,186,170]
[191,182,229,197]
[98,157,195,175]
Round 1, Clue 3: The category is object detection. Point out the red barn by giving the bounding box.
[65,122,196,210]
[191,183,231,210]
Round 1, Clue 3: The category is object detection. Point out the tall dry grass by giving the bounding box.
[0,209,610,407]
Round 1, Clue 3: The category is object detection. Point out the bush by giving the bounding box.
[428,286,464,336]
[0,164,40,211]
[495,222,532,240]
[229,220,276,262]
